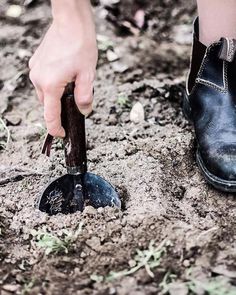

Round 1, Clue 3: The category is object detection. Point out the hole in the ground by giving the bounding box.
[116,185,130,211]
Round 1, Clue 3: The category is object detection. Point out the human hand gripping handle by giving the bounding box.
[29,0,98,138]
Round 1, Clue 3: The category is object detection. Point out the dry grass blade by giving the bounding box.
[0,117,10,149]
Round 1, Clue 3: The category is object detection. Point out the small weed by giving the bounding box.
[31,223,83,255]
[159,271,177,294]
[188,276,236,295]
[160,270,236,295]
[21,278,36,295]
[117,94,131,109]
[0,117,10,149]
[91,239,168,283]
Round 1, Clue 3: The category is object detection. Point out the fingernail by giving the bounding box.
[79,105,93,116]
[59,128,66,138]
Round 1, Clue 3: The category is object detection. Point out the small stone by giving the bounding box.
[109,287,116,295]
[18,49,31,59]
[107,49,119,62]
[183,259,190,267]
[86,236,101,250]
[121,219,127,227]
[97,207,104,214]
[107,114,118,125]
[168,282,188,295]
[6,5,22,18]
[134,9,145,29]
[2,284,20,292]
[80,251,87,258]
[130,102,145,124]
[83,206,97,215]
[128,259,136,268]
[5,114,21,126]
[112,62,129,73]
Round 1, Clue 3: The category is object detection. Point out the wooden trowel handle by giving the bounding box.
[61,83,87,175]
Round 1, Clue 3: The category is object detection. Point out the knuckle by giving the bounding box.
[78,70,96,84]
[78,95,93,106]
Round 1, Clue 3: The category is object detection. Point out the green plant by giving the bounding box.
[31,223,83,255]
[91,239,168,283]
[21,278,36,295]
[188,276,236,295]
[117,94,131,108]
[160,269,236,295]
[0,117,10,149]
[159,271,178,294]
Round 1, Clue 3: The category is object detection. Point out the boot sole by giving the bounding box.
[183,92,236,193]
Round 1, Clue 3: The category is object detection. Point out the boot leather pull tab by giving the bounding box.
[219,38,236,62]
[42,133,54,157]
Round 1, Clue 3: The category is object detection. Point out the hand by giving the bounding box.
[29,2,98,137]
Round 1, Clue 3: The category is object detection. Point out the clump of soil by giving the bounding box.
[1,0,236,294]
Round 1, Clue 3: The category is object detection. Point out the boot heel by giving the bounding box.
[182,92,192,121]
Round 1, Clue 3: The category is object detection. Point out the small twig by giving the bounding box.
[0,167,46,186]
[0,117,10,148]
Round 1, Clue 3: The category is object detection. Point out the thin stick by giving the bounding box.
[0,117,10,148]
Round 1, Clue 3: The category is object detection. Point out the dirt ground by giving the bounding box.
[1,1,236,294]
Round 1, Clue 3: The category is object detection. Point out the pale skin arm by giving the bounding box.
[197,0,236,45]
[29,0,98,138]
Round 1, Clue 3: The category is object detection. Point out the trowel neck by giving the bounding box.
[67,164,87,175]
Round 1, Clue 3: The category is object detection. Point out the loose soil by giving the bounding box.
[1,1,236,294]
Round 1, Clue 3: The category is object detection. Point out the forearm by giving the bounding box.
[51,0,93,23]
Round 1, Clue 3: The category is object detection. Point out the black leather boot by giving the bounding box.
[184,18,236,192]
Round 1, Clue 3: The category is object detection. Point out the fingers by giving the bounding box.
[29,71,44,104]
[43,88,65,138]
[29,68,65,138]
[35,87,44,104]
[74,72,94,116]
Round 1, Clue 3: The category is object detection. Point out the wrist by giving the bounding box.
[51,0,92,24]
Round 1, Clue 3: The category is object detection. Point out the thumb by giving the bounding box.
[74,75,94,116]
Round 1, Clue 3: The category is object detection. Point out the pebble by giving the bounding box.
[128,259,136,268]
[107,114,118,125]
[107,49,119,62]
[83,206,97,215]
[80,251,87,258]
[168,282,188,295]
[86,236,101,250]
[130,102,145,124]
[183,259,190,267]
[5,114,21,126]
[109,287,116,295]
[6,5,22,18]
[97,207,104,214]
[2,284,20,292]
